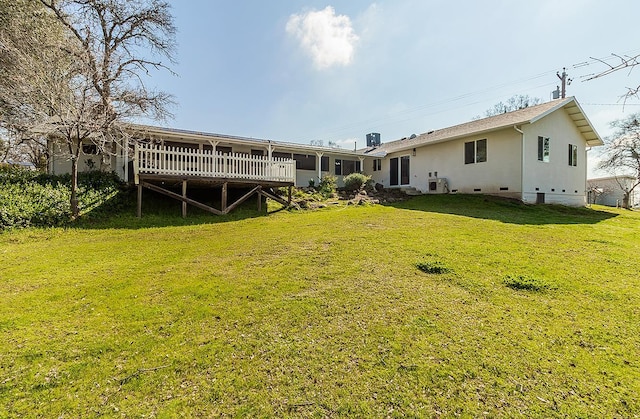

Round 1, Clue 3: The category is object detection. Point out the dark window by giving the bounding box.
[251,149,264,156]
[464,141,475,164]
[343,160,356,175]
[568,144,577,166]
[321,156,329,172]
[82,143,98,155]
[390,158,398,186]
[476,139,487,163]
[465,139,487,164]
[272,151,292,160]
[216,146,232,155]
[293,154,316,170]
[373,159,381,171]
[335,159,359,176]
[538,136,550,162]
[400,156,410,185]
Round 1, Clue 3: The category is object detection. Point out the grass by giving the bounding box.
[1,194,639,417]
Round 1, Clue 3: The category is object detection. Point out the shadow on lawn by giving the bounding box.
[388,194,618,225]
[73,187,280,230]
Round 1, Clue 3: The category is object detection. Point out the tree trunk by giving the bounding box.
[70,156,79,217]
[623,192,630,209]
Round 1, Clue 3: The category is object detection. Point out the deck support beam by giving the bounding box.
[137,182,143,218]
[182,180,188,218]
[136,175,293,218]
[221,182,228,212]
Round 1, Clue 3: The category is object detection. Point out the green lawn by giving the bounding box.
[1,195,639,417]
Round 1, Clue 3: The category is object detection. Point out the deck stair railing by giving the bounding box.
[134,143,296,184]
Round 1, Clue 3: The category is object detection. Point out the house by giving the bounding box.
[48,124,366,188]
[365,97,603,206]
[47,96,603,213]
[587,175,640,208]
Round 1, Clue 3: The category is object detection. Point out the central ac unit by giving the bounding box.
[428,177,448,194]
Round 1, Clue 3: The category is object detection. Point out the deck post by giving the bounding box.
[257,186,263,212]
[137,182,143,218]
[182,180,188,218]
[221,182,228,212]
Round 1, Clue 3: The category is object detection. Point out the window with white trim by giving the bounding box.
[464,139,487,164]
[537,136,550,162]
[568,144,577,166]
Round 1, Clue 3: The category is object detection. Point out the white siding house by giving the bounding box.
[365,97,603,206]
[47,96,603,207]
[587,176,640,208]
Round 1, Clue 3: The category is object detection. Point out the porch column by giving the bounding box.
[316,151,324,182]
[123,137,129,182]
[358,156,365,173]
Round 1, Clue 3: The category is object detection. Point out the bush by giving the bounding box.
[317,174,337,198]
[503,275,552,292]
[343,172,372,192]
[0,167,126,230]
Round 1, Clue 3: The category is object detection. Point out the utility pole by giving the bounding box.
[556,67,572,99]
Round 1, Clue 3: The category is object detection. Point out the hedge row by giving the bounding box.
[0,167,127,230]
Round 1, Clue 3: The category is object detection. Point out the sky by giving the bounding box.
[141,0,640,176]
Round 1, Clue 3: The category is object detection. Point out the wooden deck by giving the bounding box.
[133,144,295,217]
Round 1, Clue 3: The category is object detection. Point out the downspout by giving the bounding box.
[514,125,524,202]
[584,146,591,205]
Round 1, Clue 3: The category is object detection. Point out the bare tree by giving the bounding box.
[0,0,177,217]
[585,53,640,102]
[597,114,640,209]
[482,95,542,118]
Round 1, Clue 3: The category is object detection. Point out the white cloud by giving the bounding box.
[286,6,359,70]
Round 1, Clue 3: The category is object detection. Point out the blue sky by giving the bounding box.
[144,0,640,171]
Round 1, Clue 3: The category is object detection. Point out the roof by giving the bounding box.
[366,97,603,156]
[126,123,363,157]
[587,175,638,182]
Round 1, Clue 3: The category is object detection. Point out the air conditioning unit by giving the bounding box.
[428,178,448,194]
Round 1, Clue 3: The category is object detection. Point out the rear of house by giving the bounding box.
[366,97,602,206]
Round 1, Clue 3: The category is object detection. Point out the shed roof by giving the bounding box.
[365,97,603,156]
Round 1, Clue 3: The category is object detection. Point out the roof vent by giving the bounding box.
[427,130,435,135]
[409,133,417,139]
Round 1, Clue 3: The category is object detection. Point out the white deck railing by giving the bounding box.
[134,143,296,184]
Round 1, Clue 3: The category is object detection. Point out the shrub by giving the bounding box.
[503,275,552,292]
[416,261,451,274]
[317,174,337,198]
[343,172,372,192]
[0,167,126,230]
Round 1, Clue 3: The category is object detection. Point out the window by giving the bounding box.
[373,159,381,171]
[464,139,487,164]
[321,156,329,172]
[251,149,264,157]
[272,151,292,160]
[82,143,98,155]
[335,159,359,176]
[538,136,550,162]
[216,146,232,155]
[293,154,316,170]
[568,144,577,166]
